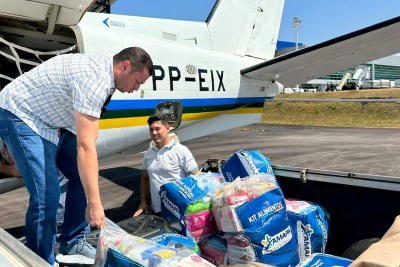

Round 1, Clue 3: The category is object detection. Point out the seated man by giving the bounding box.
[134,114,199,217]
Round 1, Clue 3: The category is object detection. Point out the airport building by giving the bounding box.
[276,41,400,91]
[308,54,400,90]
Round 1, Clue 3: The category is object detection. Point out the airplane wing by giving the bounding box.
[241,16,400,87]
[0,0,95,34]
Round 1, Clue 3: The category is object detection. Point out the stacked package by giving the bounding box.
[149,232,200,255]
[160,172,224,241]
[212,173,300,266]
[220,149,277,183]
[198,236,228,266]
[158,149,333,266]
[285,199,330,262]
[295,253,352,267]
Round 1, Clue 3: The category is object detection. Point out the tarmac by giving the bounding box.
[1,123,400,239]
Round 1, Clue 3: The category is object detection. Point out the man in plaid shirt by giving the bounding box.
[0,47,153,266]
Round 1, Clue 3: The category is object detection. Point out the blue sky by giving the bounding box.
[111,0,400,45]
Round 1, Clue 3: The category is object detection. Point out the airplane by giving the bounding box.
[0,0,399,190]
[0,1,400,265]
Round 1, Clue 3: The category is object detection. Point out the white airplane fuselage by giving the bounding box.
[71,12,281,159]
[0,0,285,160]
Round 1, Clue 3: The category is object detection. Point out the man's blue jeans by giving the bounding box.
[0,108,89,265]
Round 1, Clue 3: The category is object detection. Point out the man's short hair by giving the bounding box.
[113,47,153,75]
[147,114,168,126]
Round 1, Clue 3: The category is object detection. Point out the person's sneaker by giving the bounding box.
[55,238,96,265]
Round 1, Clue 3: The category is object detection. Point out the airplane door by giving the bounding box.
[154,101,183,131]
[153,101,183,144]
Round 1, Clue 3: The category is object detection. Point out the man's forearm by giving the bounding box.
[74,111,101,205]
[77,145,100,205]
[140,174,150,202]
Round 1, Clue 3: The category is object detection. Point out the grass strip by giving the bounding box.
[261,101,400,128]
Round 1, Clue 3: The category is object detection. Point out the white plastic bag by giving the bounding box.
[94,218,215,267]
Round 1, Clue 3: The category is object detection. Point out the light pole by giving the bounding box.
[292,16,302,51]
[292,16,302,91]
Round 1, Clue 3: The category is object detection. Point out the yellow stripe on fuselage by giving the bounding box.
[99,107,262,130]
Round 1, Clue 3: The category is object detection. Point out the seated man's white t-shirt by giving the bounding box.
[143,139,198,213]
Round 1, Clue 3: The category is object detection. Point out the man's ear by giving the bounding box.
[121,60,131,72]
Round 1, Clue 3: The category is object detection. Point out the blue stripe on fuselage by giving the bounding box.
[107,97,270,110]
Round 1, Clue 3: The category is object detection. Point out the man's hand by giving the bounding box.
[85,201,105,228]
[133,200,148,217]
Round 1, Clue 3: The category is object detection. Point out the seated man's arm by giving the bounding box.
[0,161,20,177]
[133,170,150,217]
[0,147,20,177]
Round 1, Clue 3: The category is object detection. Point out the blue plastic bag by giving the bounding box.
[220,149,276,182]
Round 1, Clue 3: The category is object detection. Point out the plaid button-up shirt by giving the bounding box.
[0,53,116,144]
